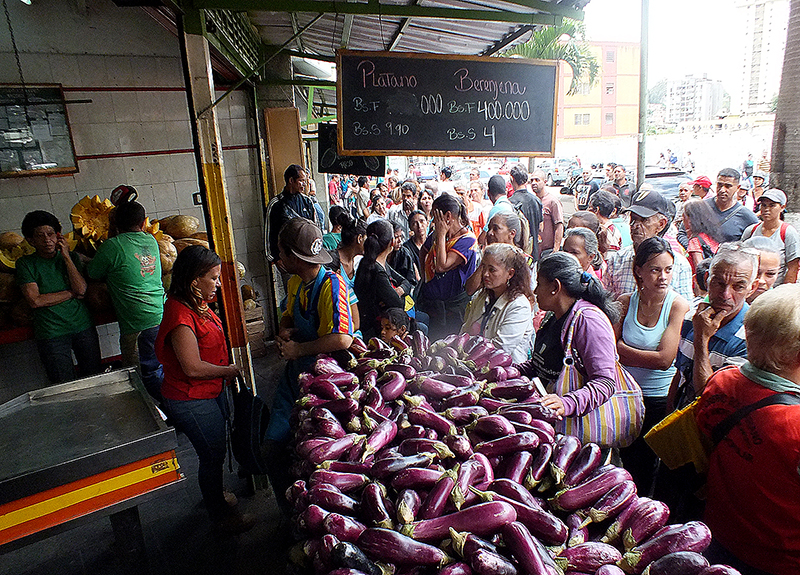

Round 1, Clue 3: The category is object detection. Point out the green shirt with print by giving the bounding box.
[87,232,165,334]
[16,251,93,340]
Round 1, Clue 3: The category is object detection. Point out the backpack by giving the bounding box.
[742,221,789,242]
[228,378,270,476]
[508,202,534,255]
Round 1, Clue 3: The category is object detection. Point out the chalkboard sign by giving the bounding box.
[0,84,78,178]
[336,50,558,157]
[317,123,386,176]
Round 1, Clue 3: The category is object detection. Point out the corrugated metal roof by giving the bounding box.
[243,0,588,112]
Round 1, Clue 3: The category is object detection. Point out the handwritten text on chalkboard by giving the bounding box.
[337,51,558,156]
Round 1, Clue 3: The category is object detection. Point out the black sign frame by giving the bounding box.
[336,50,559,157]
[317,122,386,176]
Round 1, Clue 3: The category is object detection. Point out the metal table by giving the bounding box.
[0,369,184,565]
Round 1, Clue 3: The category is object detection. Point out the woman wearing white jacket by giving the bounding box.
[461,243,534,363]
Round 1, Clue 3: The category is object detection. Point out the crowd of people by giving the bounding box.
[13,155,800,568]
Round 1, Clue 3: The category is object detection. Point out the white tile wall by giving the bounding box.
[1,33,271,388]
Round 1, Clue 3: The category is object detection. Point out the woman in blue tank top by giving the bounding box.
[613,237,689,493]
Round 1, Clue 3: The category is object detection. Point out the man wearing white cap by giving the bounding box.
[742,188,799,285]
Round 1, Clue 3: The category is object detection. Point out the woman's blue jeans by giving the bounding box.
[164,393,229,520]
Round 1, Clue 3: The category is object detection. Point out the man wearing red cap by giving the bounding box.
[689,175,714,200]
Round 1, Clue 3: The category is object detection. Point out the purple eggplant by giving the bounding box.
[441,389,481,409]
[435,373,474,387]
[315,355,347,375]
[285,479,307,507]
[478,349,514,371]
[401,501,517,542]
[319,533,340,571]
[483,366,508,384]
[307,484,359,515]
[413,376,459,399]
[550,465,632,512]
[700,567,743,575]
[363,385,385,412]
[350,336,369,354]
[445,433,475,460]
[581,479,637,525]
[297,437,331,458]
[389,334,410,351]
[356,527,449,566]
[472,488,568,546]
[420,468,457,519]
[641,551,709,575]
[472,452,494,484]
[477,397,511,412]
[499,451,534,485]
[390,467,443,491]
[470,549,517,575]
[327,569,369,575]
[440,563,474,575]
[331,542,382,575]
[512,420,556,446]
[361,369,378,388]
[360,482,393,529]
[299,503,329,535]
[525,443,554,490]
[309,469,369,493]
[566,512,589,547]
[620,521,712,574]
[362,419,397,460]
[555,542,622,573]
[502,521,550,575]
[378,371,407,401]
[476,432,540,458]
[597,566,627,575]
[397,424,428,441]
[621,498,671,551]
[396,489,422,524]
[550,435,582,486]
[308,434,362,465]
[323,513,367,542]
[564,442,603,487]
[371,452,434,479]
[486,380,537,401]
[449,528,500,561]
[445,406,490,424]
[499,401,559,424]
[489,478,542,509]
[412,330,429,357]
[452,459,485,510]
[317,417,347,439]
[471,414,517,439]
[408,406,456,436]
[398,438,455,460]
[501,409,533,425]
[600,496,642,545]
[325,398,361,416]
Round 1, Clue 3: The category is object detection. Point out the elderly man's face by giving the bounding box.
[629,213,666,248]
[708,260,756,315]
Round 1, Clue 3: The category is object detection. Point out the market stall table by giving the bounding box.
[0,369,184,567]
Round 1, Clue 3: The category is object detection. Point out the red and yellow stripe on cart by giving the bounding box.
[0,452,181,545]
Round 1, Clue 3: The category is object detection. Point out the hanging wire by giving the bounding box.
[3,0,31,126]
[378,4,386,51]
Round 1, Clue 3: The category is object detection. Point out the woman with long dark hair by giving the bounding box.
[614,237,689,492]
[417,194,479,340]
[517,252,622,424]
[353,219,405,340]
[462,243,533,362]
[155,245,253,533]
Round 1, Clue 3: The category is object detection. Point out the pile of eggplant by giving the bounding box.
[286,333,740,575]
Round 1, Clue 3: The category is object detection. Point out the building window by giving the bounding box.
[605,83,615,95]
[574,113,581,125]
[606,51,615,62]
[574,82,591,95]
[605,113,614,125]
[582,113,591,125]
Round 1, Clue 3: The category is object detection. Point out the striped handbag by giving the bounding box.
[551,309,645,448]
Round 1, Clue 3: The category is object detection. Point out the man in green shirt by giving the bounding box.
[17,211,101,383]
[88,200,165,401]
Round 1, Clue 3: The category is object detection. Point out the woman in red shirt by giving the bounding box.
[155,245,253,533]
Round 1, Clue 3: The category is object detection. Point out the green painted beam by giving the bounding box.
[190,1,563,25]
[282,49,336,63]
[301,114,337,126]
[261,78,336,88]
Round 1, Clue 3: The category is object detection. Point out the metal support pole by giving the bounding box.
[179,15,256,391]
[636,0,649,191]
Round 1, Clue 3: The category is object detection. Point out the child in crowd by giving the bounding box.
[379,307,415,343]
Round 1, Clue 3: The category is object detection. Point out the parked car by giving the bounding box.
[644,167,693,202]
[535,158,579,186]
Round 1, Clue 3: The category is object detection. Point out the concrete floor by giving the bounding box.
[0,345,293,575]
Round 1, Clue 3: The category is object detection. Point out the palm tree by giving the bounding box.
[502,21,599,96]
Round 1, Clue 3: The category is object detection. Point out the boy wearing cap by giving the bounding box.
[752,172,766,206]
[264,217,354,509]
[604,188,693,301]
[742,188,799,285]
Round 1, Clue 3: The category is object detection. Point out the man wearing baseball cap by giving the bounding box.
[742,188,800,285]
[264,217,354,511]
[689,175,714,200]
[604,187,693,301]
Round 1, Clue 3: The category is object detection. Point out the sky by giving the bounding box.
[582,0,743,91]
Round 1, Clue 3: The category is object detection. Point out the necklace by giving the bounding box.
[637,291,667,324]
